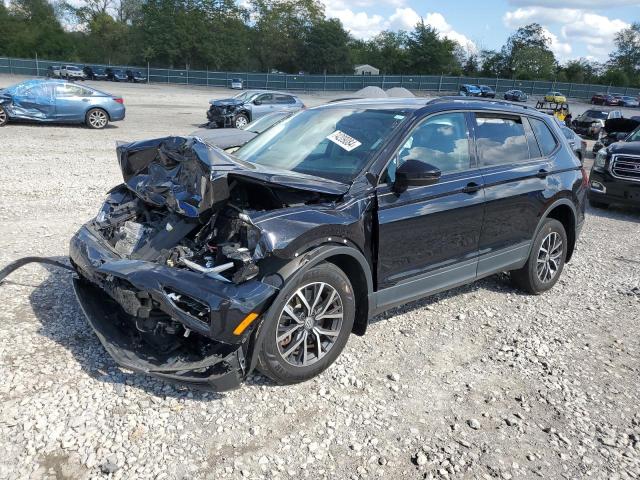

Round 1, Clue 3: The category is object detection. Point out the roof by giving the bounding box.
[316,96,550,119]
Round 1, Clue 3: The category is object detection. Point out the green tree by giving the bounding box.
[501,23,557,79]
[608,23,640,86]
[406,20,460,74]
[303,18,351,74]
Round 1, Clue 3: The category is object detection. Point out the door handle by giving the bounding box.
[81,98,90,102]
[536,169,549,179]
[462,182,481,194]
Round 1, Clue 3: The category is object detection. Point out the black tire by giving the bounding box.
[233,113,249,128]
[511,218,567,295]
[85,108,109,129]
[0,105,8,127]
[257,262,355,385]
[589,198,609,209]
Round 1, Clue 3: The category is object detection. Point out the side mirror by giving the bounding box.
[393,159,441,193]
[253,99,262,105]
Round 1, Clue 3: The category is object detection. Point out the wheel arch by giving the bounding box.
[538,199,577,263]
[246,244,374,375]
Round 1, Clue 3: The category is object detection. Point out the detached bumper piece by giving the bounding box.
[70,226,277,390]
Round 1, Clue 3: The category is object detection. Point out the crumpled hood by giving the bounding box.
[608,140,640,155]
[209,98,244,107]
[115,136,348,219]
[575,113,604,123]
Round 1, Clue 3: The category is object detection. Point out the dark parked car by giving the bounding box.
[605,94,622,106]
[46,66,62,78]
[70,98,586,390]
[206,90,304,128]
[0,79,125,129]
[591,93,607,105]
[478,85,495,98]
[504,90,528,102]
[571,109,622,138]
[589,125,640,209]
[126,70,147,83]
[458,84,482,96]
[106,68,128,82]
[83,66,108,81]
[592,117,640,154]
[191,111,293,150]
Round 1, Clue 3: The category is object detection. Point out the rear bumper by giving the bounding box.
[69,225,277,389]
[588,169,640,207]
[108,105,126,121]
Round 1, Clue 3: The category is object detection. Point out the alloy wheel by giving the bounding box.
[0,107,7,125]
[235,116,248,128]
[88,110,107,129]
[276,282,344,367]
[536,232,563,283]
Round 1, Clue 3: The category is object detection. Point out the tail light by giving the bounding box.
[113,97,124,104]
[581,166,589,186]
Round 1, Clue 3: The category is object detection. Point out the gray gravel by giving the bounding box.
[1,75,639,479]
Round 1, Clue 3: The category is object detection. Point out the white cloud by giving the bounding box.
[502,7,630,61]
[322,0,386,39]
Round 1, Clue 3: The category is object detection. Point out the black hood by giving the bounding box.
[608,140,640,155]
[604,118,640,133]
[116,137,348,219]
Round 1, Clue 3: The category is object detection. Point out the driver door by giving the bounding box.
[251,93,275,119]
[375,112,485,308]
[12,83,55,120]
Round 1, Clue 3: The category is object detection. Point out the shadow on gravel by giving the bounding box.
[20,258,528,397]
[5,120,119,130]
[586,204,640,223]
[24,258,230,400]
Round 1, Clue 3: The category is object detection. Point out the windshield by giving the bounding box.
[583,110,608,120]
[233,91,257,101]
[6,81,40,95]
[95,68,105,73]
[627,127,640,142]
[243,112,291,133]
[234,107,408,183]
[67,66,80,71]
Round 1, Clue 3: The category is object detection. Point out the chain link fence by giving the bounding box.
[2,56,639,100]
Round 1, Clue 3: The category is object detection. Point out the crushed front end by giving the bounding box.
[206,99,245,128]
[70,136,347,390]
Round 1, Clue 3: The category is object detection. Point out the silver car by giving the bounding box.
[206,90,305,128]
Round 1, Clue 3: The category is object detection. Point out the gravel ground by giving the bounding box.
[0,75,639,480]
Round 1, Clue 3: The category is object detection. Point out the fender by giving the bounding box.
[246,244,374,374]
[528,196,578,260]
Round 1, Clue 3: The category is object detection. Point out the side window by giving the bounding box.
[257,93,274,104]
[529,118,558,156]
[474,114,530,166]
[55,84,87,97]
[385,112,471,183]
[275,94,295,104]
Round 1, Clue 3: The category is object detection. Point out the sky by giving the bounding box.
[320,0,640,63]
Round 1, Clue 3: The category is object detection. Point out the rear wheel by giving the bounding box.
[511,219,567,294]
[257,262,355,385]
[0,105,8,127]
[85,108,109,129]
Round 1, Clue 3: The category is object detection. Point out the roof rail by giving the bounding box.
[427,96,530,110]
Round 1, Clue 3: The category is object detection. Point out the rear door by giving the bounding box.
[472,112,555,276]
[11,83,55,120]
[375,112,485,308]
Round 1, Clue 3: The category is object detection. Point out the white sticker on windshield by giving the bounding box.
[327,130,362,152]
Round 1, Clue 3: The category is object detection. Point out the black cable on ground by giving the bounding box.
[0,257,74,285]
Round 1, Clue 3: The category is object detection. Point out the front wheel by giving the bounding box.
[511,219,567,294]
[257,262,355,385]
[234,114,249,128]
[85,108,109,129]
[0,105,8,127]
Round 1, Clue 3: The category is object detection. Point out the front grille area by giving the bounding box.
[611,154,640,182]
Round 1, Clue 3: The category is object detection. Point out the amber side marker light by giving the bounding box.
[233,312,259,335]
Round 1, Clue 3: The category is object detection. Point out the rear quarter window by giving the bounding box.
[529,118,558,156]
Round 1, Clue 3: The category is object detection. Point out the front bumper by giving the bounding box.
[588,169,640,207]
[573,125,600,138]
[206,108,238,127]
[69,225,277,389]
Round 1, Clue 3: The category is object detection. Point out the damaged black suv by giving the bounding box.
[70,98,586,390]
